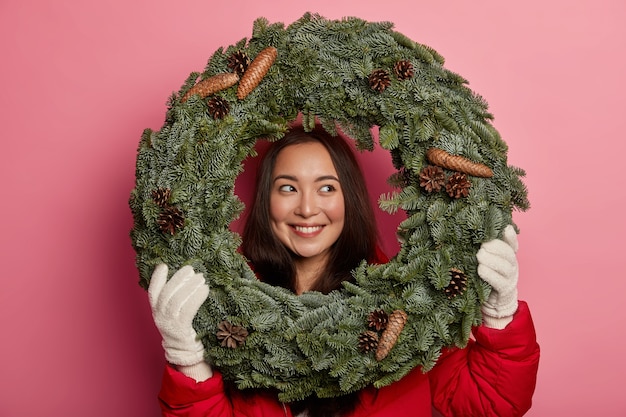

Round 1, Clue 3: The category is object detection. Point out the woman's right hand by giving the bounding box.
[148,264,210,367]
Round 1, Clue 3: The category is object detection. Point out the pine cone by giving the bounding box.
[419,165,445,193]
[426,148,493,178]
[367,309,389,331]
[181,72,240,102]
[151,188,171,208]
[157,205,185,235]
[227,50,251,77]
[207,96,230,119]
[445,268,468,299]
[375,310,408,361]
[368,69,391,92]
[237,46,277,100]
[217,320,249,349]
[394,60,414,80]
[358,331,379,353]
[445,172,471,199]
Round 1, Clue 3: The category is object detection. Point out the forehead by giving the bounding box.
[273,142,338,175]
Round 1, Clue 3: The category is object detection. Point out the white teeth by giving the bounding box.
[294,226,322,233]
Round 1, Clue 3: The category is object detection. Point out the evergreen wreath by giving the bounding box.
[129,13,529,402]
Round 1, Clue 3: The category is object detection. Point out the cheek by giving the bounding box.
[327,198,346,223]
[269,196,287,223]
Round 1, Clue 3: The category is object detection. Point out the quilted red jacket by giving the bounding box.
[158,301,539,417]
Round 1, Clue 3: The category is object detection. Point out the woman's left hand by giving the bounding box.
[476,225,519,329]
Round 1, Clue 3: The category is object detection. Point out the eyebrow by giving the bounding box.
[273,174,340,183]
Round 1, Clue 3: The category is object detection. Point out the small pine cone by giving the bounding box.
[157,205,185,235]
[237,46,278,100]
[207,96,230,119]
[151,188,171,207]
[445,268,468,299]
[181,72,240,102]
[217,320,249,349]
[445,172,471,199]
[227,50,251,77]
[367,309,389,331]
[426,148,493,178]
[419,165,446,193]
[358,330,379,353]
[394,60,414,80]
[375,310,408,361]
[368,69,391,92]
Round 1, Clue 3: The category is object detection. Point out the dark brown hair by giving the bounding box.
[242,125,380,294]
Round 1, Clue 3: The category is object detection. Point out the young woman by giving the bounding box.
[148,126,540,417]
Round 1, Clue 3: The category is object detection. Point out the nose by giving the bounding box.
[295,191,319,217]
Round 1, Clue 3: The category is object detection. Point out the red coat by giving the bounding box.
[158,301,539,417]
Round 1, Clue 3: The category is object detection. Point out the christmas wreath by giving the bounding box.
[130,13,529,402]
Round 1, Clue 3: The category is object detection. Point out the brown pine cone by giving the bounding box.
[227,50,251,77]
[368,69,391,92]
[375,310,408,361]
[151,188,171,208]
[394,60,414,80]
[157,205,185,235]
[207,96,230,119]
[237,46,277,100]
[367,309,389,331]
[419,165,445,193]
[181,72,240,102]
[426,148,493,178]
[444,268,468,299]
[445,172,471,199]
[358,330,379,353]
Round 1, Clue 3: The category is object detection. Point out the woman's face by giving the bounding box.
[269,141,345,264]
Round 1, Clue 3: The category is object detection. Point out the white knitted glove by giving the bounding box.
[148,264,210,366]
[476,225,519,329]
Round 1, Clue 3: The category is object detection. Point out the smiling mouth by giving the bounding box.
[293,225,323,234]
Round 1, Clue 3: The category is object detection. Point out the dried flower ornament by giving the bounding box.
[217,320,249,349]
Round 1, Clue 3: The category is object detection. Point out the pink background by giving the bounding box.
[1,0,624,416]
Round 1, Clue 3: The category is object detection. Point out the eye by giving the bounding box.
[278,184,296,192]
[319,184,336,193]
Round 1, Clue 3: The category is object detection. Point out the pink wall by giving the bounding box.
[1,0,624,415]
